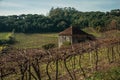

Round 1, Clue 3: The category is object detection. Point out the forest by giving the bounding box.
[0,7,120,33]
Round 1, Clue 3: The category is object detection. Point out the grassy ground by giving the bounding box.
[13,33,58,49]
[0,32,9,51]
[0,27,101,50]
[0,32,11,40]
[0,32,58,49]
[82,27,102,37]
[0,29,119,49]
[86,67,120,80]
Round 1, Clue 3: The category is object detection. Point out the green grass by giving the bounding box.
[0,32,10,51]
[0,32,58,49]
[82,27,102,37]
[0,28,119,49]
[13,33,58,49]
[0,32,11,40]
[86,67,120,80]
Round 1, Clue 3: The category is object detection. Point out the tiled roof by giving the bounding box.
[59,26,89,36]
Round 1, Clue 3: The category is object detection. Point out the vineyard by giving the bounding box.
[0,1,120,79]
[0,37,120,80]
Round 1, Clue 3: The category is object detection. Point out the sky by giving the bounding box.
[0,0,120,16]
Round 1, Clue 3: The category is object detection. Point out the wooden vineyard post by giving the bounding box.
[117,43,120,57]
[95,48,99,71]
[89,52,93,72]
[55,58,59,80]
[0,68,3,80]
[72,55,76,80]
[79,54,86,78]
[107,47,111,64]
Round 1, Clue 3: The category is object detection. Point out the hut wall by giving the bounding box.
[58,36,72,47]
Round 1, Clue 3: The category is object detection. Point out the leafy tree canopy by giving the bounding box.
[0,7,120,33]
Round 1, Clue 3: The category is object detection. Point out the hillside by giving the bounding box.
[13,33,58,48]
[0,29,119,49]
[0,29,120,80]
[0,30,120,80]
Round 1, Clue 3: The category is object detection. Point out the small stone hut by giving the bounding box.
[58,26,95,47]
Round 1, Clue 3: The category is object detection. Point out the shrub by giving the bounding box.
[0,31,16,45]
[42,43,56,50]
[0,39,7,45]
[7,34,16,44]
